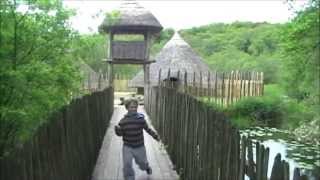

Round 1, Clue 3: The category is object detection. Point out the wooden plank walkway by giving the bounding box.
[91,106,179,180]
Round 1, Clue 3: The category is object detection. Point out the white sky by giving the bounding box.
[62,0,309,34]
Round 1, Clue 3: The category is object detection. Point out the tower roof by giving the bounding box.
[99,1,163,34]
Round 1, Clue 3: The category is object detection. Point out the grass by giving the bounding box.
[201,84,317,130]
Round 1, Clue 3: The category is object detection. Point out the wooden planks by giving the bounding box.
[91,106,179,180]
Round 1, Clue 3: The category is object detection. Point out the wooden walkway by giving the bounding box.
[91,106,179,180]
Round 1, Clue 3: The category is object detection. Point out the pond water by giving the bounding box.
[240,127,320,179]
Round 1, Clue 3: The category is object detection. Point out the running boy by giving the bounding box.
[115,98,159,180]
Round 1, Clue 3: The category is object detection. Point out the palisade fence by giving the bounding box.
[159,69,264,107]
[82,71,108,93]
[144,80,307,180]
[82,72,135,93]
[113,74,136,92]
[0,88,114,180]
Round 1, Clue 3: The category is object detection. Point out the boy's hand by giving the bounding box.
[115,125,122,136]
[154,134,160,142]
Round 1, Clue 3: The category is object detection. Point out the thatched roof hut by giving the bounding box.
[99,1,163,34]
[78,61,101,90]
[129,32,216,88]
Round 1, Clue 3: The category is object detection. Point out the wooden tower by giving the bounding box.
[99,1,163,95]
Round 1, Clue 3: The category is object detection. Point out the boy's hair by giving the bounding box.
[124,98,138,109]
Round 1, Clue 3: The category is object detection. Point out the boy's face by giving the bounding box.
[127,102,138,113]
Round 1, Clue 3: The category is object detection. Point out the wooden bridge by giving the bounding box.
[91,106,179,180]
[0,85,310,180]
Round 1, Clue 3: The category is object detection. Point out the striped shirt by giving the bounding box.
[115,112,158,148]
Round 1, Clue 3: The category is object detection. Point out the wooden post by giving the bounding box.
[248,71,252,96]
[193,71,196,96]
[253,71,257,96]
[238,136,246,180]
[270,153,283,180]
[177,70,180,92]
[108,32,114,88]
[240,72,243,99]
[199,71,203,97]
[221,72,225,107]
[167,68,171,88]
[230,71,234,104]
[207,71,211,102]
[98,72,102,90]
[243,72,247,97]
[261,72,264,96]
[247,139,255,180]
[88,73,91,91]
[184,71,188,94]
[158,69,162,87]
[227,72,231,106]
[143,32,152,104]
[214,71,218,104]
[263,147,269,180]
[236,70,240,101]
[108,31,114,87]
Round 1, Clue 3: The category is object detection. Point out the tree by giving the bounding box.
[0,0,81,156]
[280,0,320,103]
[180,22,282,83]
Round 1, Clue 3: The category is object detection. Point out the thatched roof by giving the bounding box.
[79,61,100,86]
[129,33,217,87]
[99,1,163,34]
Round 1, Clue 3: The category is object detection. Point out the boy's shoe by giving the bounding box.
[146,167,152,175]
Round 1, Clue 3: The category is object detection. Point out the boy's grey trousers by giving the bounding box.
[122,144,149,180]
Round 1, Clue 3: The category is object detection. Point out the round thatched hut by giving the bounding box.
[129,32,216,93]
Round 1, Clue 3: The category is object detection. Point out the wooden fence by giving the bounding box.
[240,136,310,180]
[83,72,135,93]
[113,74,136,92]
[0,88,114,180]
[82,71,109,93]
[145,84,309,180]
[146,86,241,180]
[158,69,264,106]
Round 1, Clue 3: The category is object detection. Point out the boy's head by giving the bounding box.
[124,99,138,113]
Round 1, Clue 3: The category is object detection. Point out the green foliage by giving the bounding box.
[0,0,81,156]
[71,34,108,73]
[278,0,320,137]
[98,10,121,33]
[227,96,283,128]
[280,0,320,103]
[150,28,175,56]
[203,84,317,132]
[180,22,283,84]
[181,1,319,142]
[202,85,285,128]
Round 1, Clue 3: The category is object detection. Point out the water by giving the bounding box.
[240,127,320,179]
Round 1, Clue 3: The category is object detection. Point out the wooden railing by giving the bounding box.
[145,83,310,180]
[0,88,114,180]
[146,86,240,180]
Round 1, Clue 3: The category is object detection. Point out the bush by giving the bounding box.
[202,84,317,131]
[227,96,283,128]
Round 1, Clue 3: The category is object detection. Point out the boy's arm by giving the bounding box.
[114,119,123,136]
[143,120,159,141]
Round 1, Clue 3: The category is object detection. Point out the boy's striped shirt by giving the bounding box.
[116,113,158,148]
